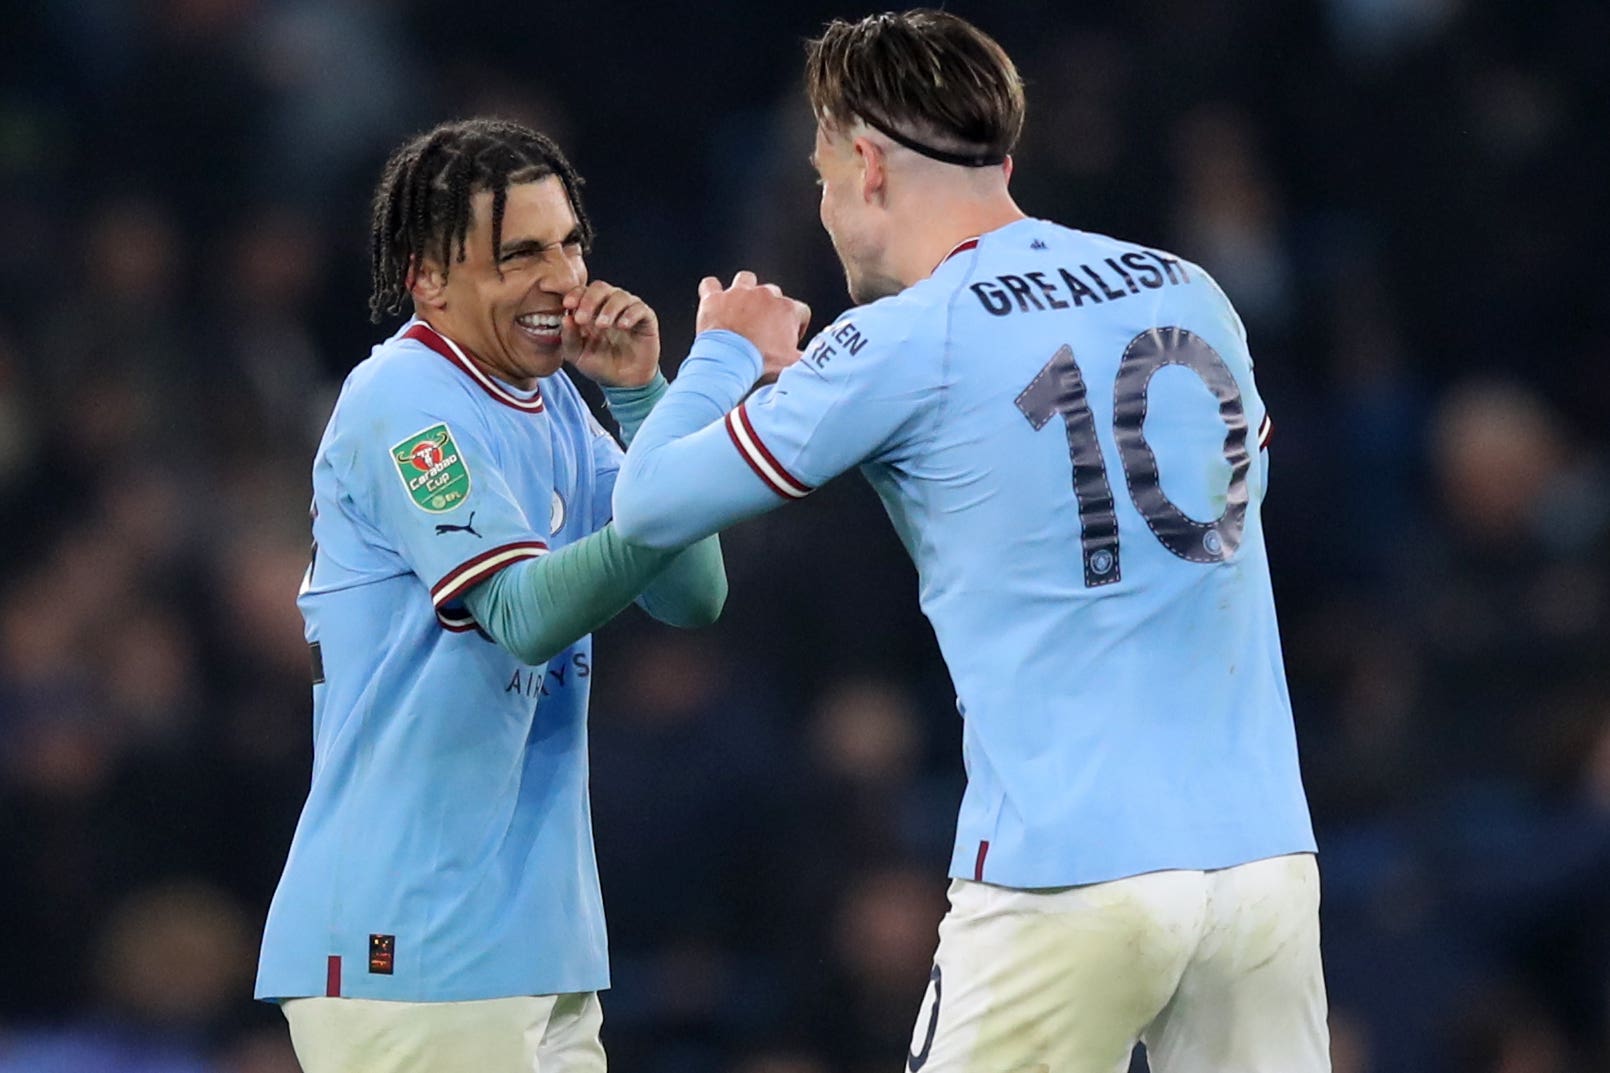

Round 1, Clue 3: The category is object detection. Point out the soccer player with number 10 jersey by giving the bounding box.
[614,10,1328,1072]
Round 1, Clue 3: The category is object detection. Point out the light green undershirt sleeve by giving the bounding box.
[464,523,689,666]
[628,525,727,627]
[602,373,668,448]
[462,372,728,664]
[604,372,729,628]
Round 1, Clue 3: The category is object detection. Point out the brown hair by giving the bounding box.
[805,10,1025,165]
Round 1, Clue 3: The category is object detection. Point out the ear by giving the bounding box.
[852,135,888,206]
[1003,154,1015,184]
[409,255,448,313]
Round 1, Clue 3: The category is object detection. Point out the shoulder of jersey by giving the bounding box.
[822,276,954,349]
[338,330,477,413]
[1014,222,1200,274]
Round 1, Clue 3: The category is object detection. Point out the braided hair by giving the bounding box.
[367,118,594,323]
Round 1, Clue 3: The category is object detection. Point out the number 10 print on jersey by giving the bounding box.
[1015,327,1251,587]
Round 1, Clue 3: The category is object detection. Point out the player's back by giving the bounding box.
[871,218,1313,888]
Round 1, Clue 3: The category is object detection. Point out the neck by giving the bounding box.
[418,314,537,392]
[891,189,1026,288]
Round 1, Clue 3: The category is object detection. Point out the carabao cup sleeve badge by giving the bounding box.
[391,423,472,513]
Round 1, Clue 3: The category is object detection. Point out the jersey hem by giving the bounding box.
[950,841,1319,890]
[254,974,612,1004]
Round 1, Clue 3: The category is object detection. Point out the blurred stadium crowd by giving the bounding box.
[2,1,1607,1071]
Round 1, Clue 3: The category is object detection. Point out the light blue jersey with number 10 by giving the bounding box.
[613,217,1315,889]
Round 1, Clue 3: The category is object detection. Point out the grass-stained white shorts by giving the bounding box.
[905,853,1328,1073]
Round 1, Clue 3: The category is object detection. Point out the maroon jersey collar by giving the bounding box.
[403,321,545,414]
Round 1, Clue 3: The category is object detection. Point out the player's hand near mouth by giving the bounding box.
[562,280,661,388]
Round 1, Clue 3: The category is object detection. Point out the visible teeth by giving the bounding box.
[517,313,563,331]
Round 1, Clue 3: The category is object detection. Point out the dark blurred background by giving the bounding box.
[1,1,1608,1071]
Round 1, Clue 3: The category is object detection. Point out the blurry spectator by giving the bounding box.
[1011,29,1141,241]
[1413,380,1610,799]
[795,865,946,1073]
[718,97,845,326]
[98,607,201,747]
[34,197,192,405]
[194,527,315,899]
[203,204,334,455]
[1322,260,1427,583]
[1329,1009,1376,1073]
[1292,600,1424,822]
[94,468,205,583]
[589,629,796,1068]
[1446,985,1574,1073]
[787,676,957,920]
[97,0,267,229]
[0,881,253,1073]
[249,0,421,209]
[1169,104,1295,337]
[0,328,38,496]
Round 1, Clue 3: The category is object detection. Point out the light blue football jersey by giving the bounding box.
[256,319,620,1002]
[615,218,1315,888]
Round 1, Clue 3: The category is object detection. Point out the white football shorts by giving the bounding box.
[904,853,1328,1073]
[281,991,605,1073]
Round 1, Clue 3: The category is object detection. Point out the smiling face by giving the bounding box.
[417,176,587,385]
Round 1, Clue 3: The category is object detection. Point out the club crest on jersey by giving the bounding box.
[549,490,566,534]
[391,423,471,513]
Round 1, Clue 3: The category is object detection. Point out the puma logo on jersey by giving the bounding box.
[435,511,481,538]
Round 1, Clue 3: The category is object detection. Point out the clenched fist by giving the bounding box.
[696,271,811,382]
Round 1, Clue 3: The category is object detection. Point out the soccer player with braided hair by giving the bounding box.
[615,11,1328,1072]
[255,118,805,1072]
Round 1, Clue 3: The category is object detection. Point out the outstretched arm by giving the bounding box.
[603,374,727,626]
[612,330,786,550]
[462,523,683,666]
[615,273,928,551]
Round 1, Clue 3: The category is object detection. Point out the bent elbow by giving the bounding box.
[480,623,558,668]
[650,580,727,630]
[614,513,682,552]
[508,637,560,668]
[611,504,649,546]
[612,489,685,552]
[682,579,728,628]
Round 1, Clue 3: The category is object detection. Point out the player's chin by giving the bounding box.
[511,330,565,377]
[847,278,889,306]
[525,352,565,379]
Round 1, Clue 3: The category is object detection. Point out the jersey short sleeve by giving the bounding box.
[329,362,549,631]
[726,299,939,499]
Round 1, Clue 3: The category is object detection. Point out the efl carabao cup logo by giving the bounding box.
[391,424,470,513]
